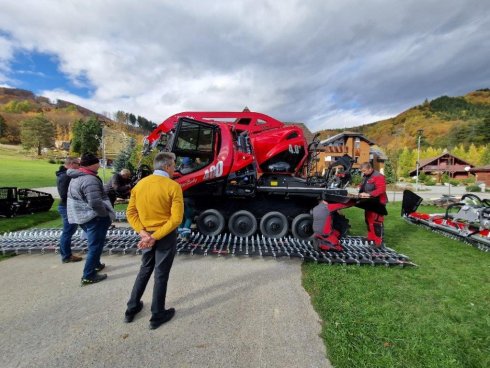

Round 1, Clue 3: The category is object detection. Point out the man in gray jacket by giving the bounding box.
[67,153,115,286]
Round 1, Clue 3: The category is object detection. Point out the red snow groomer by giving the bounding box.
[402,190,490,252]
[140,111,365,244]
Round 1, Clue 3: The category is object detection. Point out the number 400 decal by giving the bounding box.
[204,161,224,180]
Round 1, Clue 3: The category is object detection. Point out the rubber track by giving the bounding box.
[0,228,416,267]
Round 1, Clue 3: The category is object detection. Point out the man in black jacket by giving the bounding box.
[105,169,132,207]
[56,157,83,263]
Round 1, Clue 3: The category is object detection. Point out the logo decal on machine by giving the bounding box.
[289,144,301,154]
[204,160,224,180]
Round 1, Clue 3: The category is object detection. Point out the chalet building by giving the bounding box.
[409,152,474,179]
[316,132,384,173]
[469,165,490,186]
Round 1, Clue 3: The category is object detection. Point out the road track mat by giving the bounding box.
[0,229,416,267]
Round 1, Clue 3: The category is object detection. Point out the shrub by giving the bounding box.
[462,176,476,186]
[350,172,362,186]
[3,100,32,113]
[466,185,481,192]
[422,174,436,186]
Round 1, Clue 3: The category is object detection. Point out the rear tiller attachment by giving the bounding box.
[402,190,490,252]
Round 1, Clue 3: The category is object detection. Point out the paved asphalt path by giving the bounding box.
[0,253,331,368]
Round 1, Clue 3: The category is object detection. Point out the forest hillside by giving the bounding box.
[318,89,490,151]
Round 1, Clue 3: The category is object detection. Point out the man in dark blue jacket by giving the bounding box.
[56,157,83,263]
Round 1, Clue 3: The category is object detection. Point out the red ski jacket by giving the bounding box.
[359,170,388,205]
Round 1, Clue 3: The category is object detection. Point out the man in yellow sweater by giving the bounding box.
[124,152,184,330]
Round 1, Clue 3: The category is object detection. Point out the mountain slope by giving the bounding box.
[318,89,490,151]
[0,87,145,156]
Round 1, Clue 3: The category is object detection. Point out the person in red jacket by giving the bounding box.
[358,162,388,247]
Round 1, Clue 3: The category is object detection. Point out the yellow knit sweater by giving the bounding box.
[126,175,184,240]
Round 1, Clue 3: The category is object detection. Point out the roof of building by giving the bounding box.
[417,152,474,168]
[469,165,490,172]
[370,147,388,160]
[320,131,376,146]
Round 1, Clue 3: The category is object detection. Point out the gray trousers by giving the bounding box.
[126,230,177,320]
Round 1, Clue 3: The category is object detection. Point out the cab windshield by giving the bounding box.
[172,118,215,174]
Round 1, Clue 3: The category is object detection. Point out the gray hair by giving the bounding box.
[154,152,176,171]
[360,162,372,170]
[120,169,131,176]
[64,157,79,166]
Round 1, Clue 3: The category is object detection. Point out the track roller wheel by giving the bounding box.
[228,210,257,238]
[196,209,225,236]
[260,211,288,238]
[291,213,313,241]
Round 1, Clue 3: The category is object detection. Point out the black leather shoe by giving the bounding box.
[95,263,105,272]
[149,308,175,330]
[124,301,144,323]
[80,273,107,286]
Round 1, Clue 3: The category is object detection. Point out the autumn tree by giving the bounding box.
[71,116,102,155]
[479,145,490,166]
[398,147,416,178]
[20,115,55,155]
[114,110,128,125]
[466,144,480,165]
[452,144,467,160]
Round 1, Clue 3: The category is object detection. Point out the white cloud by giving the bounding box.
[0,0,489,130]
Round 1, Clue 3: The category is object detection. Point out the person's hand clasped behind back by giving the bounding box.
[137,230,156,249]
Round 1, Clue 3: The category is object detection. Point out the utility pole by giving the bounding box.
[415,129,423,192]
[100,126,106,183]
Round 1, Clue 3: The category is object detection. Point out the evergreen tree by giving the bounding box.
[384,160,396,184]
[20,115,55,155]
[129,113,136,126]
[0,115,6,138]
[113,137,136,173]
[71,116,102,155]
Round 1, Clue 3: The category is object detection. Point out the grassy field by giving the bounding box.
[0,145,62,187]
[303,203,489,368]
[0,145,114,188]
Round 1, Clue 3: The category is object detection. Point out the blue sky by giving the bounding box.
[0,0,489,131]
[9,50,94,98]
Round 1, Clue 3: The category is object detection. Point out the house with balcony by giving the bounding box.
[409,151,474,180]
[315,132,384,174]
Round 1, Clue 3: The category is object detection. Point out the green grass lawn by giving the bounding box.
[303,203,489,368]
[0,146,62,187]
[0,145,113,188]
